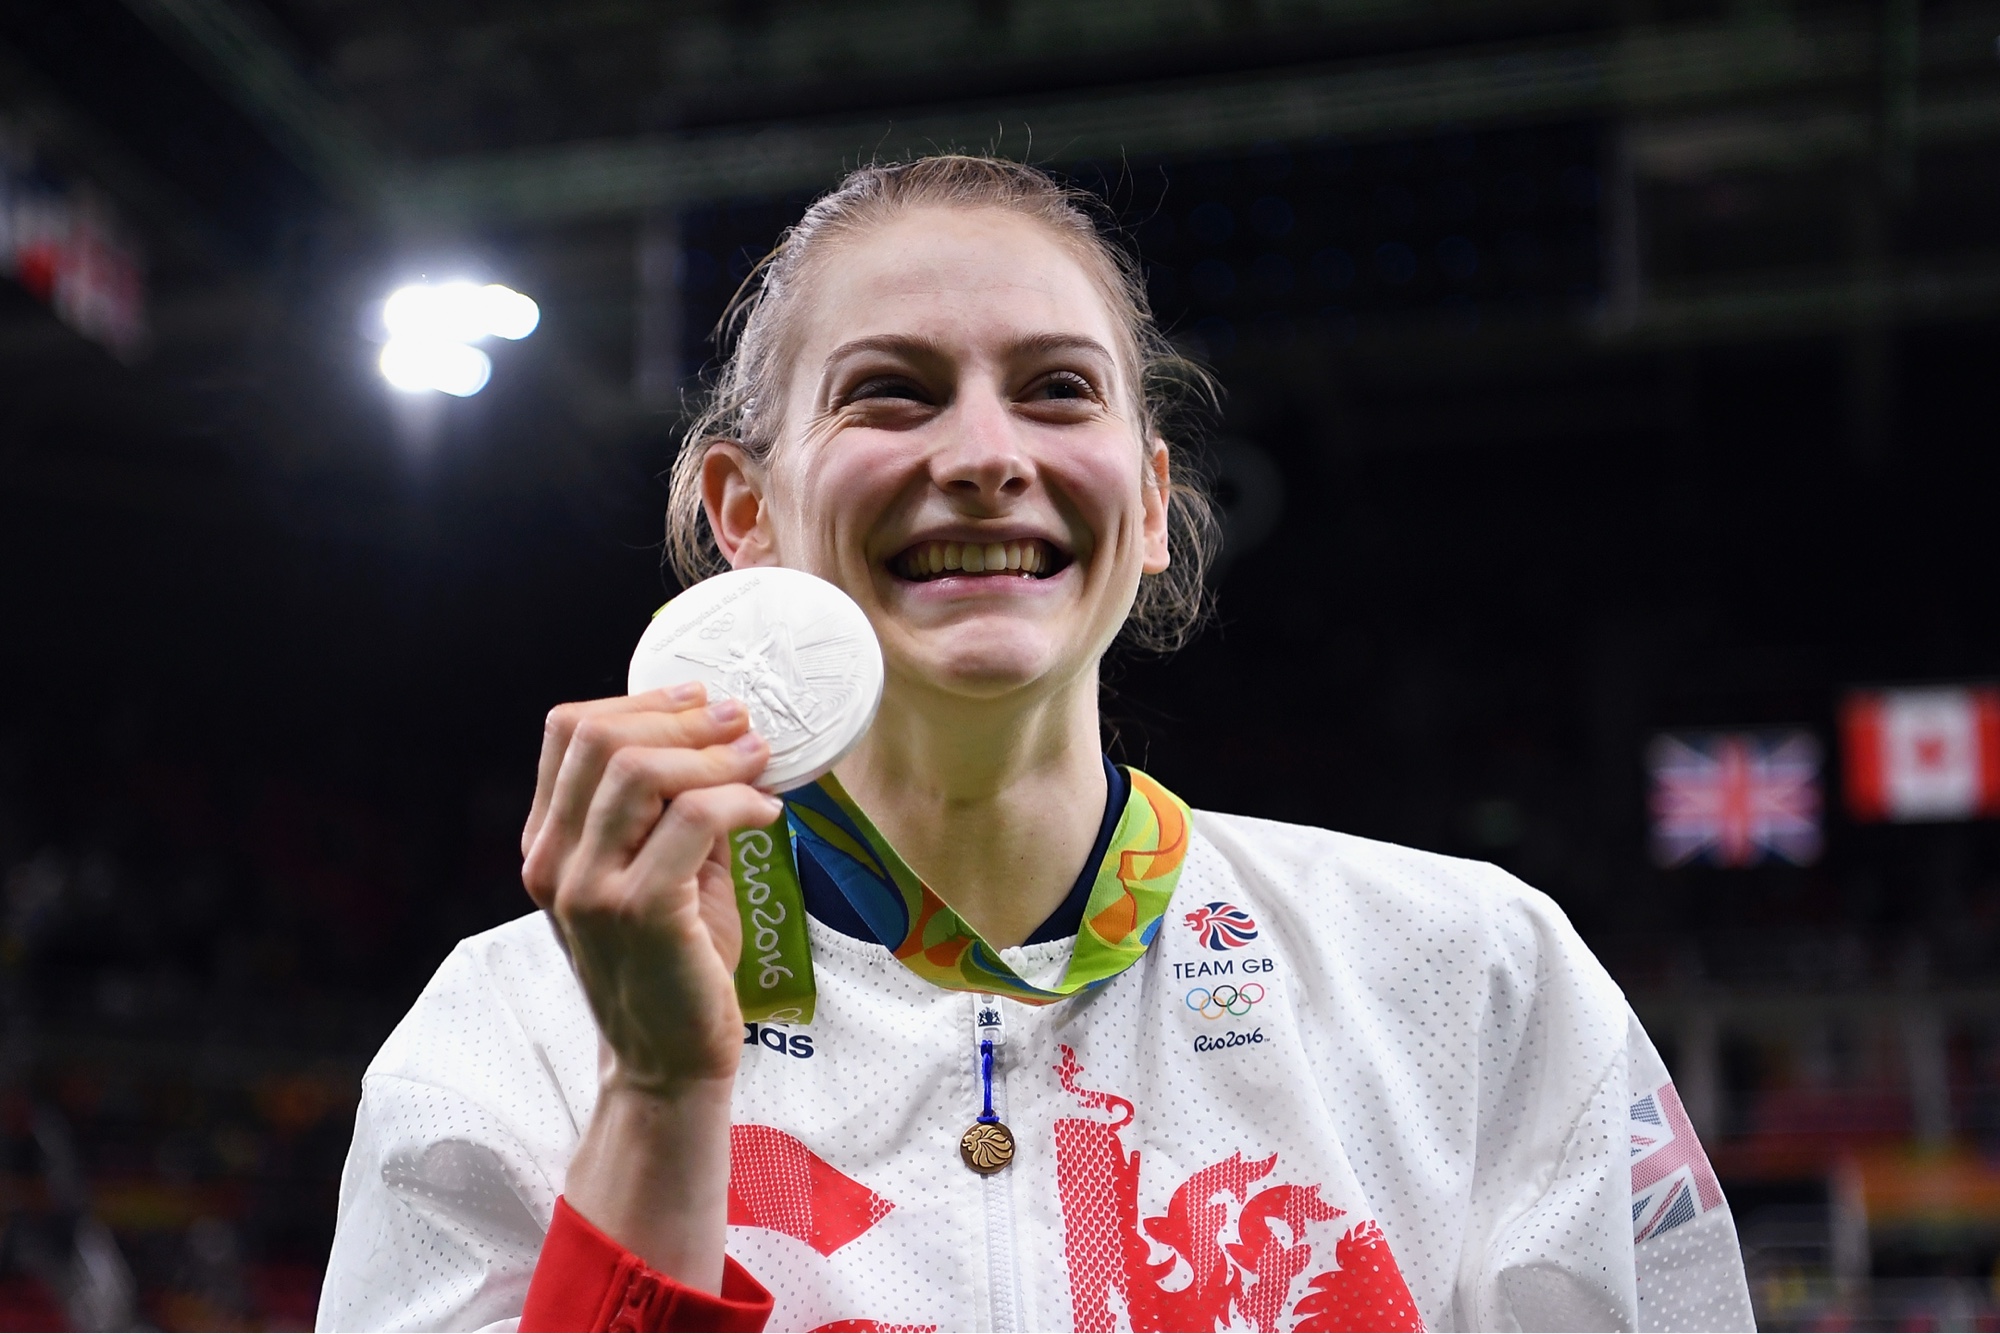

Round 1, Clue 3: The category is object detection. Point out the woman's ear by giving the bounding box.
[1140,436,1172,575]
[701,443,779,568]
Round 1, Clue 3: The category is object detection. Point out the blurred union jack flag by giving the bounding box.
[1647,731,1822,868]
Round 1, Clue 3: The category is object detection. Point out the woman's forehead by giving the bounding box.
[796,208,1126,362]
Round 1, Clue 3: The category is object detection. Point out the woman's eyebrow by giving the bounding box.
[1010,332,1115,365]
[821,332,1114,371]
[821,334,947,372]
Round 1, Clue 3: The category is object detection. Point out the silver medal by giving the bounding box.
[627,567,885,793]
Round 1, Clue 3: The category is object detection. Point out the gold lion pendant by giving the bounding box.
[960,1120,1015,1174]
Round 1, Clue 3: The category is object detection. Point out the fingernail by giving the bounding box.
[708,698,745,723]
[665,682,704,705]
[731,731,765,755]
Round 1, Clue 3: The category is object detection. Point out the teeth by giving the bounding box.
[894,539,1057,580]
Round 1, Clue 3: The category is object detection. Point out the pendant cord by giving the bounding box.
[978,1038,999,1125]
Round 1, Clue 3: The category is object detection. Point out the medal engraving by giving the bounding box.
[629,568,884,792]
[960,1121,1015,1174]
[674,627,819,740]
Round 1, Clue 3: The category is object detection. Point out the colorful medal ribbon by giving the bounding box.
[728,765,1192,1022]
[727,820,817,1023]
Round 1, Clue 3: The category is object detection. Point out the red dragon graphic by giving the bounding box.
[1053,1046,1424,1332]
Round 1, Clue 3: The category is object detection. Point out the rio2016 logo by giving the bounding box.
[1183,900,1259,950]
[1185,983,1265,1018]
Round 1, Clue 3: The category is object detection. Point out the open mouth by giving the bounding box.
[891,538,1068,582]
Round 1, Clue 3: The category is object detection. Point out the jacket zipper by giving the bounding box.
[974,995,1021,1332]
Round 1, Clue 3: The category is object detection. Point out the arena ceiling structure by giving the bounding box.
[4,0,1999,512]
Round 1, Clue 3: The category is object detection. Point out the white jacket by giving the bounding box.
[318,811,1755,1332]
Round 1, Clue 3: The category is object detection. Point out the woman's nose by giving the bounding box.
[931,384,1031,502]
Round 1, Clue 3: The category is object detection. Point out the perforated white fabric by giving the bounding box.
[317,811,1754,1333]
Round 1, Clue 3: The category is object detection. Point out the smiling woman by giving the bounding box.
[316,157,1756,1334]
[666,157,1217,657]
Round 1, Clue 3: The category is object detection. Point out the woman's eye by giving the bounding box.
[846,377,928,404]
[1030,372,1097,402]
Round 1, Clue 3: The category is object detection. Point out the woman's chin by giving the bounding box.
[887,629,1074,702]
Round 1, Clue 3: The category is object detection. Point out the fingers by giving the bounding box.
[523,695,758,906]
[553,736,779,915]
[523,684,707,858]
[625,782,787,928]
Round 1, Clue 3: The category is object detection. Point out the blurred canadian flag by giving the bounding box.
[1841,686,2000,822]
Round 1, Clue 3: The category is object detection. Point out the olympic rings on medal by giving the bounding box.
[1183,982,1266,1018]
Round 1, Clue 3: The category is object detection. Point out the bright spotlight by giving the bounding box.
[380,337,493,397]
[476,284,540,340]
[373,279,538,397]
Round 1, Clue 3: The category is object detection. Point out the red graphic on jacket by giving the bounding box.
[729,1128,933,1330]
[1053,1046,1425,1332]
[1184,900,1261,950]
[728,1124,894,1256]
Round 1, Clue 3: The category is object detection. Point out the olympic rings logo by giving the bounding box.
[1185,983,1265,1019]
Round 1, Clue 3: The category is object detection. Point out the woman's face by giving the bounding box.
[708,207,1171,706]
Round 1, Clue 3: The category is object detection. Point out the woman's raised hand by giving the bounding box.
[520,683,778,1291]
[521,682,780,1095]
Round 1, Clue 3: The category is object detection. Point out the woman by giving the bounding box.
[318,156,1754,1333]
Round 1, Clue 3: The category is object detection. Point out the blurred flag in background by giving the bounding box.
[0,121,148,360]
[1842,685,2000,823]
[1648,731,1824,868]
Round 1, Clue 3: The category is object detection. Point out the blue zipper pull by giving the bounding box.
[961,996,1015,1174]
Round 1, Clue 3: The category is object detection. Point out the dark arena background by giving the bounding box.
[2,0,1998,1328]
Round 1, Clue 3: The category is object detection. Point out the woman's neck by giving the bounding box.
[833,668,1108,950]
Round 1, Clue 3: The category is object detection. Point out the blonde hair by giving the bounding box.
[665,154,1219,653]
